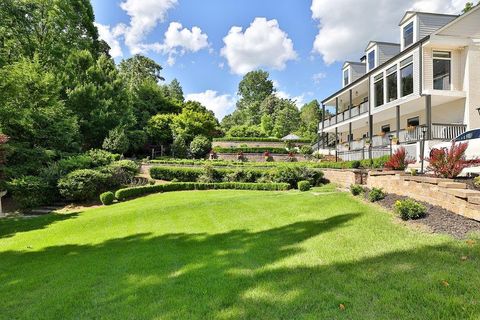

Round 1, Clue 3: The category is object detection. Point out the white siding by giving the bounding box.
[423,47,433,91]
[378,44,400,65]
[418,14,456,39]
[350,63,366,82]
[423,47,465,92]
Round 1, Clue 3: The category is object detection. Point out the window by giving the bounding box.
[400,56,414,97]
[343,69,349,86]
[381,125,391,133]
[386,66,397,102]
[407,117,419,128]
[433,51,451,90]
[403,22,414,47]
[368,50,376,70]
[374,74,384,107]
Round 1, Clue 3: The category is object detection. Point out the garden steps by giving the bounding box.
[438,182,467,189]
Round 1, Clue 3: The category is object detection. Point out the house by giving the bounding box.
[318,7,480,161]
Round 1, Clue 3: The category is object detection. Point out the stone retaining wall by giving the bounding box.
[321,169,365,188]
[367,174,480,221]
[216,153,308,162]
[213,141,309,148]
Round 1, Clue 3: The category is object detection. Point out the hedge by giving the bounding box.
[213,147,290,154]
[149,156,389,169]
[150,166,266,182]
[115,182,291,201]
[213,137,310,143]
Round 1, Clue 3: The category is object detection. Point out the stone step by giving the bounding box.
[468,196,480,205]
[443,188,480,199]
[403,176,450,185]
[438,182,467,189]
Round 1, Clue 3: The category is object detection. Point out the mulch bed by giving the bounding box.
[363,189,480,239]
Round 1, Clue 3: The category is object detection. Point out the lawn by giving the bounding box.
[0,186,479,319]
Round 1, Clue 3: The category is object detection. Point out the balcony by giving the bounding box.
[322,101,369,129]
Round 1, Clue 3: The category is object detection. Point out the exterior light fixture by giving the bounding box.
[420,125,428,174]
[388,134,394,156]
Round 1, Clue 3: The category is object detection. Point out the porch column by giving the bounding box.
[368,114,373,159]
[321,103,325,149]
[425,94,432,140]
[349,89,353,118]
[396,105,400,139]
[349,123,352,149]
[335,97,339,116]
[335,127,338,162]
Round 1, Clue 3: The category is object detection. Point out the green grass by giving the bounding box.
[0,187,479,319]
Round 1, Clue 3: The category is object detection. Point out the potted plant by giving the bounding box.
[263,151,273,162]
[406,125,416,133]
[209,150,217,160]
[237,151,245,161]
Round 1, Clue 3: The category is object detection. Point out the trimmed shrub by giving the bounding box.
[350,184,364,196]
[298,180,311,192]
[213,137,310,143]
[100,191,115,206]
[394,199,427,220]
[368,187,386,202]
[58,169,109,201]
[150,166,266,183]
[351,160,361,169]
[300,145,313,155]
[85,149,120,167]
[190,135,212,159]
[150,166,203,182]
[108,160,139,175]
[115,182,290,201]
[7,176,53,209]
[213,147,288,154]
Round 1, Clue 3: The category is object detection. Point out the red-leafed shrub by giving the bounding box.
[427,142,480,178]
[384,147,414,171]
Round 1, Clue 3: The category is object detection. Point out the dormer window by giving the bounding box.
[368,50,375,71]
[403,22,414,47]
[343,69,349,86]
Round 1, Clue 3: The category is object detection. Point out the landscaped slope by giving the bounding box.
[0,188,479,319]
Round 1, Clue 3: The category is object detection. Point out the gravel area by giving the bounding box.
[363,189,480,239]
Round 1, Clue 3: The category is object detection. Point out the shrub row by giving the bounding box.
[115,182,290,201]
[213,137,310,143]
[149,156,389,169]
[213,147,290,154]
[150,165,324,188]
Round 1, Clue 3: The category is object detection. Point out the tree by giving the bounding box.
[226,125,266,138]
[272,101,301,138]
[171,101,221,142]
[462,1,479,13]
[119,54,164,90]
[189,136,212,159]
[237,70,274,110]
[64,51,134,149]
[168,79,184,102]
[261,114,274,136]
[0,57,80,152]
[102,127,130,155]
[146,114,174,146]
[299,100,322,142]
[0,0,101,69]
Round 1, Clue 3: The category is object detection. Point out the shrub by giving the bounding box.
[108,160,139,175]
[384,147,415,171]
[351,160,361,169]
[394,199,427,220]
[427,142,480,178]
[226,125,266,138]
[102,127,130,155]
[269,166,323,188]
[85,149,120,167]
[150,166,203,182]
[171,135,188,159]
[298,180,311,191]
[350,184,364,196]
[100,191,115,206]
[189,135,212,159]
[474,176,480,188]
[197,164,222,183]
[7,176,53,209]
[368,187,386,202]
[300,145,313,156]
[56,154,93,173]
[115,182,291,201]
[58,169,109,201]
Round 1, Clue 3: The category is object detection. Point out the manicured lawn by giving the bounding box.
[0,186,479,319]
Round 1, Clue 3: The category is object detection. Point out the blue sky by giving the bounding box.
[91,0,468,119]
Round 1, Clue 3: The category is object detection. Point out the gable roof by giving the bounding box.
[398,11,458,26]
[365,41,400,52]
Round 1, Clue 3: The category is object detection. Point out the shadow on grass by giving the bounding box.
[0,213,479,319]
[0,213,79,239]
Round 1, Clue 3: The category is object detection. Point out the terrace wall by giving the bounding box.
[216,153,307,162]
[322,169,365,188]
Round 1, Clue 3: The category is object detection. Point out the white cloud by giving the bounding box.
[221,17,297,75]
[144,22,209,65]
[311,0,469,64]
[94,23,124,58]
[275,91,306,109]
[119,0,178,54]
[312,72,326,84]
[186,90,236,119]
